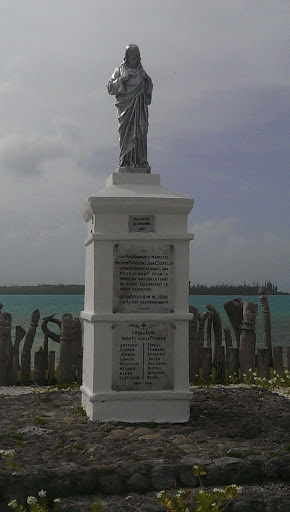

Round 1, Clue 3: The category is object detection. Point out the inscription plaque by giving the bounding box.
[113,243,175,313]
[112,322,174,391]
[128,215,155,232]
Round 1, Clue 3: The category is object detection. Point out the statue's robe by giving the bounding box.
[107,63,153,168]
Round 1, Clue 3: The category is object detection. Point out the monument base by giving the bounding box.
[81,171,194,423]
[117,165,151,174]
[81,386,192,423]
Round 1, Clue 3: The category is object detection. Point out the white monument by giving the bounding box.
[80,45,194,422]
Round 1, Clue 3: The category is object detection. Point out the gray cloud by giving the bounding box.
[189,218,290,291]
[0,1,288,290]
[0,131,79,175]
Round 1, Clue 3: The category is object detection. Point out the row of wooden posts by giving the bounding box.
[189,288,290,383]
[0,308,82,386]
[0,287,289,387]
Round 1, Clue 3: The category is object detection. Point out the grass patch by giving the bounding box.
[103,425,115,433]
[11,432,25,446]
[34,416,48,426]
[92,499,108,512]
[71,442,85,451]
[56,442,66,450]
[268,452,280,459]
[75,406,87,417]
[39,395,52,402]
[227,450,258,459]
[53,382,80,391]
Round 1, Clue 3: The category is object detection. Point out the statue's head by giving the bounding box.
[124,44,140,68]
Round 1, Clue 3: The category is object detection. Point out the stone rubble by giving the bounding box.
[0,386,289,510]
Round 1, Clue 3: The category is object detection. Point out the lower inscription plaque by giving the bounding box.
[112,322,174,391]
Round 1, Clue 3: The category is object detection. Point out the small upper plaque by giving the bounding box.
[128,215,155,232]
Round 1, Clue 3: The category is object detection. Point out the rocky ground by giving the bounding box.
[0,386,289,511]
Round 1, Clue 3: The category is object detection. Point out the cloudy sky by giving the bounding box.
[0,1,289,291]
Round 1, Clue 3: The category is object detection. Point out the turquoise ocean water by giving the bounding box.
[0,294,289,362]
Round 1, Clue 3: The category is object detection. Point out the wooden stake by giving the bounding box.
[272,346,284,375]
[257,347,271,380]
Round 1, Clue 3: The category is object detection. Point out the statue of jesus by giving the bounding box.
[107,44,153,172]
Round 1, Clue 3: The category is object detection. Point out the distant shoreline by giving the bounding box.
[0,284,288,296]
[0,285,85,295]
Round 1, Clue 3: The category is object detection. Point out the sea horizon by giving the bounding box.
[0,294,289,363]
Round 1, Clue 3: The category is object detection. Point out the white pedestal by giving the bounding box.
[81,172,194,422]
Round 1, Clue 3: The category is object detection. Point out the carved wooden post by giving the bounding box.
[0,313,13,385]
[59,313,74,384]
[224,328,233,348]
[258,287,272,364]
[20,310,40,386]
[14,325,26,351]
[192,308,209,349]
[41,314,61,343]
[41,315,63,384]
[200,347,212,381]
[77,348,83,384]
[43,333,49,372]
[11,348,19,386]
[206,314,213,350]
[215,346,226,383]
[206,304,222,367]
[257,347,271,380]
[34,347,46,386]
[226,347,238,379]
[224,298,243,351]
[189,306,199,382]
[272,346,284,375]
[48,351,56,385]
[239,302,258,380]
[11,325,26,385]
[72,317,82,379]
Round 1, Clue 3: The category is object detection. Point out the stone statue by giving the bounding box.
[107,44,153,172]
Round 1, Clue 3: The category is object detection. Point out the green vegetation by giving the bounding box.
[8,494,107,512]
[0,284,84,295]
[33,383,80,394]
[189,280,288,295]
[0,280,288,295]
[157,465,242,512]
[75,405,87,417]
[0,449,19,471]
[227,450,258,459]
[11,432,25,446]
[192,368,290,391]
[91,499,108,512]
[8,491,60,512]
[34,415,48,426]
[242,369,290,390]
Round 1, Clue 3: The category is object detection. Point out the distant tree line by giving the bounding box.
[0,284,85,295]
[189,280,288,295]
[0,281,288,296]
